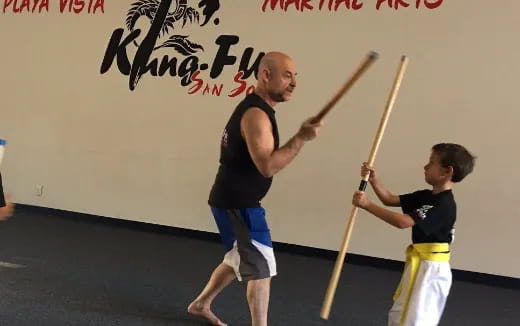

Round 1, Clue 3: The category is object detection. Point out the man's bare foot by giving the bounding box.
[187,300,227,326]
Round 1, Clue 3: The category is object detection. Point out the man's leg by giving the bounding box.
[247,277,271,326]
[187,207,239,324]
[188,262,236,326]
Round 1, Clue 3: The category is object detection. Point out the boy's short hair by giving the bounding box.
[432,143,476,182]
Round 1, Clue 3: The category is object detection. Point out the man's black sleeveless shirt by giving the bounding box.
[208,93,279,208]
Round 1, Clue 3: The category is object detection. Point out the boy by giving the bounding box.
[352,143,476,326]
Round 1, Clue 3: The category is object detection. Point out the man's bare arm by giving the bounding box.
[241,108,320,178]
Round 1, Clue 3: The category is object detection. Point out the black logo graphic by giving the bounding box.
[100,0,264,92]
[125,0,216,55]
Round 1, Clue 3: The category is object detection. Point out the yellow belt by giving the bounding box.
[393,243,450,325]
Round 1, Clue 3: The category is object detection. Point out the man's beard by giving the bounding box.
[269,89,288,102]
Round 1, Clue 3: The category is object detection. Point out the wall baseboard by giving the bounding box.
[14,204,519,290]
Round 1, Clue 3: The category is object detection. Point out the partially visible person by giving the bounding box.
[0,172,15,221]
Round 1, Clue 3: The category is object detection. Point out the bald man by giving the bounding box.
[187,52,323,326]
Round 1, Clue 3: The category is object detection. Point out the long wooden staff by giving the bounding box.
[320,56,409,320]
[311,51,379,123]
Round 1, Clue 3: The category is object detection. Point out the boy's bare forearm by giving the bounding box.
[370,178,396,205]
[365,202,414,229]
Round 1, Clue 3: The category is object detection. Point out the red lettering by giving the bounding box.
[376,0,409,10]
[188,71,203,94]
[60,0,67,12]
[335,0,352,10]
[19,0,29,12]
[262,0,361,11]
[3,0,49,13]
[321,0,333,10]
[262,0,283,11]
[59,0,103,14]
[93,0,103,13]
[283,0,300,11]
[229,72,247,98]
[352,0,363,10]
[376,0,391,9]
[332,0,362,10]
[284,0,299,11]
[202,84,212,95]
[321,0,364,11]
[422,0,443,9]
[33,0,48,12]
[75,0,85,13]
[187,72,224,96]
[334,0,347,10]
[212,84,223,96]
[262,0,314,12]
[301,0,313,11]
[3,0,13,13]
[378,0,441,10]
[395,0,409,9]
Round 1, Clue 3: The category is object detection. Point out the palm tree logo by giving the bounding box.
[125,0,221,56]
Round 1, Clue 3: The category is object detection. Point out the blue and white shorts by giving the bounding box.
[211,207,277,282]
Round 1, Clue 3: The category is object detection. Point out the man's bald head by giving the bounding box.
[255,51,297,104]
[258,52,293,74]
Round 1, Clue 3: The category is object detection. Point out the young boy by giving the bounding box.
[352,143,476,326]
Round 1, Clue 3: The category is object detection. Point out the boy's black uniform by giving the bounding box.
[388,189,456,326]
[400,189,456,244]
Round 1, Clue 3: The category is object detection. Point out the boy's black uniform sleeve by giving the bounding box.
[399,190,425,213]
[0,172,5,207]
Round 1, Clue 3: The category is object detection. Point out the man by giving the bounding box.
[188,52,323,326]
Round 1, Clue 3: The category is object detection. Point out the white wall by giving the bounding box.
[1,0,518,278]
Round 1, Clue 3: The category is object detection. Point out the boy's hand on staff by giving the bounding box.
[352,191,371,209]
[361,162,376,182]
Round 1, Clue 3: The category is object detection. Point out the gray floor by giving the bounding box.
[0,206,518,325]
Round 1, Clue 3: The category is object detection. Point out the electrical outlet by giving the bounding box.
[35,185,43,197]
